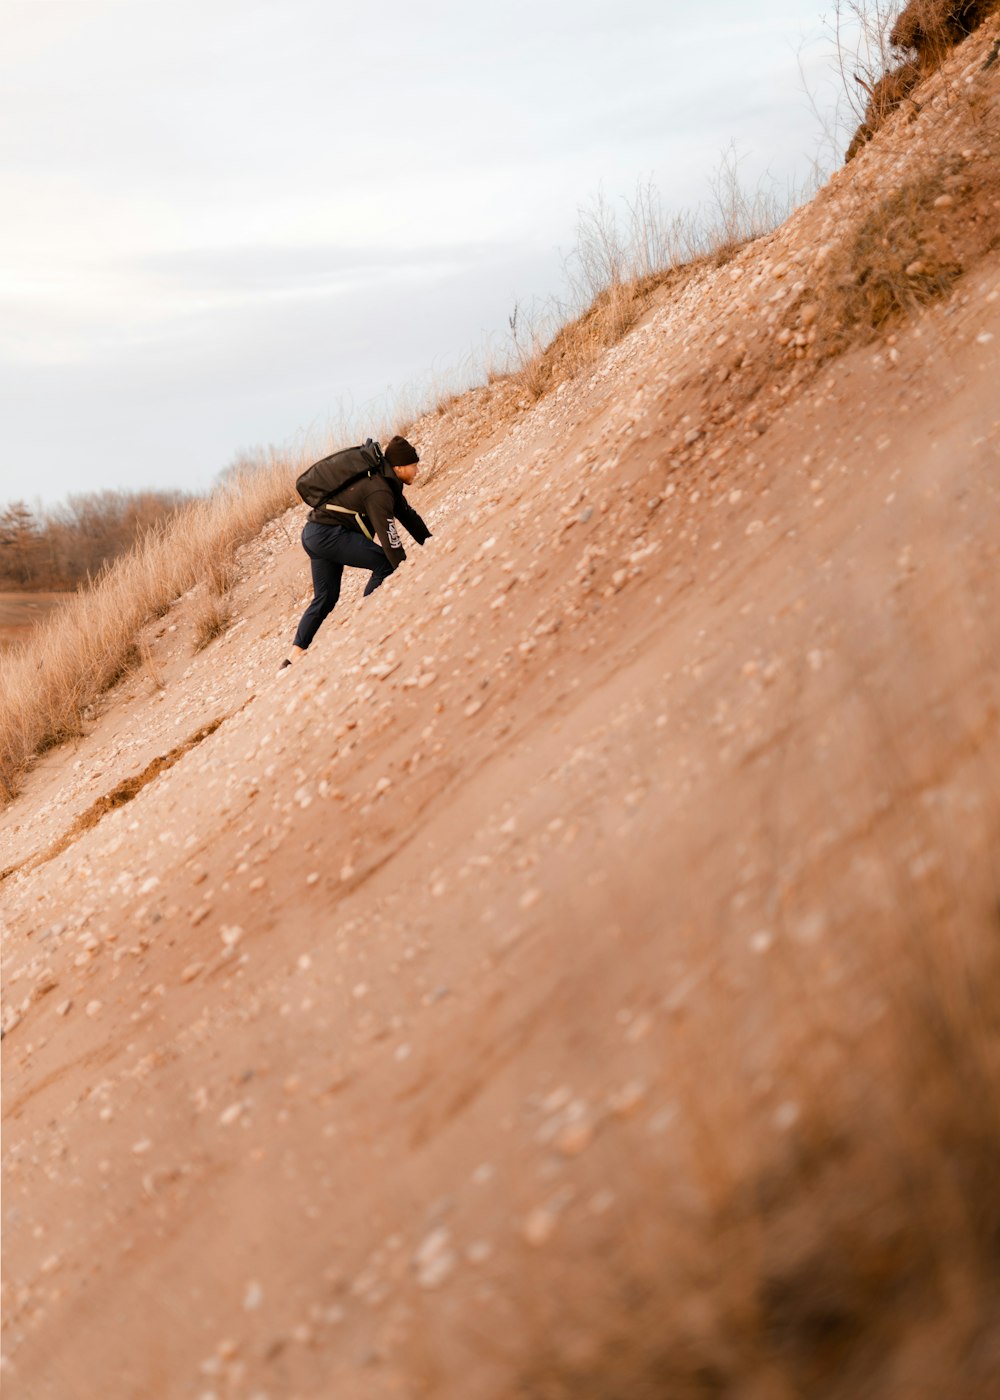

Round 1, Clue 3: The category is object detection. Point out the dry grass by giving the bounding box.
[503,164,801,407]
[0,460,299,799]
[509,271,692,403]
[844,0,1000,158]
[136,635,165,692]
[846,58,923,160]
[891,0,1000,56]
[205,553,239,596]
[747,125,999,394]
[835,176,965,329]
[192,594,233,652]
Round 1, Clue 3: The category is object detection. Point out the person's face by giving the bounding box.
[393,462,419,486]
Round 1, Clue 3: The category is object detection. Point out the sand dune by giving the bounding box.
[3,19,1000,1399]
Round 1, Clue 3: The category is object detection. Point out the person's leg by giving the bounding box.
[292,527,344,652]
[363,556,394,596]
[319,528,394,596]
[286,523,392,661]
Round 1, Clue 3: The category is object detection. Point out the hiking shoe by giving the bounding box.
[277,658,292,673]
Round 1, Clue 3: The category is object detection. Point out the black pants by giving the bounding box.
[293,521,393,650]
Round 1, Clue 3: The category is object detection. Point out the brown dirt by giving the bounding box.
[2,19,1000,1400]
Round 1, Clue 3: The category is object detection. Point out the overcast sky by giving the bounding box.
[1,0,844,508]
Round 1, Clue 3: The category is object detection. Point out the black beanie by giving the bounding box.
[384,435,419,468]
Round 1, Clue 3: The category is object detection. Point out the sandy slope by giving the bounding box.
[3,23,1000,1400]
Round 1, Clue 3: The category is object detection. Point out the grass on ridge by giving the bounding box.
[0,461,299,800]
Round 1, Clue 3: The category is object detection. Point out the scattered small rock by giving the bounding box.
[774,1100,801,1131]
[607,1080,648,1117]
[414,1228,456,1288]
[522,1207,558,1247]
[554,1119,594,1156]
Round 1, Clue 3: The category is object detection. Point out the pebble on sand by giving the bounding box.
[554,1119,594,1156]
[414,1228,456,1289]
[522,1207,558,1247]
[607,1080,648,1117]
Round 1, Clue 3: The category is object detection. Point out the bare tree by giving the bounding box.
[0,501,41,586]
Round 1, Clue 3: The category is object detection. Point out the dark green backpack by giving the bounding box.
[295,439,384,511]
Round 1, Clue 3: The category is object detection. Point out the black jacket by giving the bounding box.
[307,462,430,569]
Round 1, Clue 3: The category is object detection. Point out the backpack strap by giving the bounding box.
[319,503,375,541]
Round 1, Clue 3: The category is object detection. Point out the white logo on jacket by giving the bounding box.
[386,519,401,549]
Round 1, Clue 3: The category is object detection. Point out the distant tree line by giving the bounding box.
[0,490,192,590]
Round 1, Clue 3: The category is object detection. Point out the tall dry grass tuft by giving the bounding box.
[0,459,299,799]
[136,636,164,692]
[192,595,234,652]
[837,176,965,327]
[504,161,803,406]
[842,0,1000,159]
[508,273,690,403]
[891,0,1000,59]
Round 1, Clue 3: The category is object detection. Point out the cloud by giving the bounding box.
[2,239,562,501]
[1,0,835,504]
[136,240,522,295]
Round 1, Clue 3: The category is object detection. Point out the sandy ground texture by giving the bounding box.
[3,21,1000,1400]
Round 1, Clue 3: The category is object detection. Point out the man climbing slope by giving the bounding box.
[281,435,430,668]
